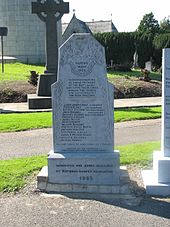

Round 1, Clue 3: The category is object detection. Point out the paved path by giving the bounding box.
[0,97,162,113]
[0,119,161,160]
[0,193,170,227]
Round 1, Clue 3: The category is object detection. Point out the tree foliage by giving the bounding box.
[137,12,160,36]
[160,17,170,33]
[154,33,170,49]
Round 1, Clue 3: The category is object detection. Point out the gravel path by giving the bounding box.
[0,119,161,160]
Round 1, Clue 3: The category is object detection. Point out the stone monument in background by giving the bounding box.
[142,48,170,196]
[28,0,69,109]
[37,34,121,197]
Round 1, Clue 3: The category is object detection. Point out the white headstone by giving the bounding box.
[162,49,170,157]
[142,48,170,196]
[145,61,152,71]
[48,34,120,188]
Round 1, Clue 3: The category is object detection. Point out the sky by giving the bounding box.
[62,0,170,32]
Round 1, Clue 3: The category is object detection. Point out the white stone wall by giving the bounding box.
[0,0,62,64]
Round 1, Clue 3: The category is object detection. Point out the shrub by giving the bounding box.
[28,71,39,86]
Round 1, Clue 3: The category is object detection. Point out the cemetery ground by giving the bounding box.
[1,63,170,226]
[0,63,163,193]
[0,63,162,103]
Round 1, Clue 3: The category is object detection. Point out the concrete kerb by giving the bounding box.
[0,97,162,114]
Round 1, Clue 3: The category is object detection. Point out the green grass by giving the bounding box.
[0,63,44,82]
[114,107,161,122]
[0,107,161,132]
[107,69,162,81]
[0,112,52,132]
[0,156,47,192]
[0,141,160,193]
[117,141,160,166]
[0,63,161,82]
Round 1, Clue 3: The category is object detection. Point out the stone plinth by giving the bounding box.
[48,151,120,186]
[37,165,141,206]
[27,94,51,109]
[142,151,170,196]
[27,73,56,109]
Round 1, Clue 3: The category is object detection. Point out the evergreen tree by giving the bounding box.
[137,12,160,36]
[160,17,170,33]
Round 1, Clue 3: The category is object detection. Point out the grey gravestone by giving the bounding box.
[28,0,69,109]
[142,48,170,196]
[132,50,138,68]
[62,13,92,43]
[37,34,120,194]
[145,61,152,71]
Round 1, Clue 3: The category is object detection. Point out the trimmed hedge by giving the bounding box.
[94,32,169,68]
[154,33,170,49]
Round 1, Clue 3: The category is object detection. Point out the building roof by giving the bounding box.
[86,20,118,33]
[62,17,118,35]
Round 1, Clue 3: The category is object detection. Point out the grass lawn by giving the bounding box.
[107,69,162,81]
[114,106,161,122]
[0,112,52,132]
[0,141,160,193]
[0,63,161,82]
[0,156,47,192]
[0,107,161,132]
[0,63,45,82]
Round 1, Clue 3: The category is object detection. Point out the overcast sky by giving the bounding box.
[62,0,170,32]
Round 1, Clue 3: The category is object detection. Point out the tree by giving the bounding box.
[137,12,160,36]
[160,17,170,33]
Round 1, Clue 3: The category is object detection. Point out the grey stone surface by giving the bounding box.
[0,0,64,64]
[27,94,52,109]
[62,13,92,43]
[48,151,120,185]
[36,73,57,96]
[142,49,170,196]
[28,0,69,109]
[52,34,114,153]
[162,49,170,157]
[37,166,135,198]
[145,61,152,71]
[38,33,120,192]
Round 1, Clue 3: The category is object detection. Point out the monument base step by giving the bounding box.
[27,94,52,109]
[142,170,170,196]
[142,151,170,196]
[37,166,141,206]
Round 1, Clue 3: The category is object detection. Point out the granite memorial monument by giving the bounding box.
[37,34,121,196]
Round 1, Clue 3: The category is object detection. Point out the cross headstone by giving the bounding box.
[37,34,120,194]
[142,48,170,196]
[32,0,69,74]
